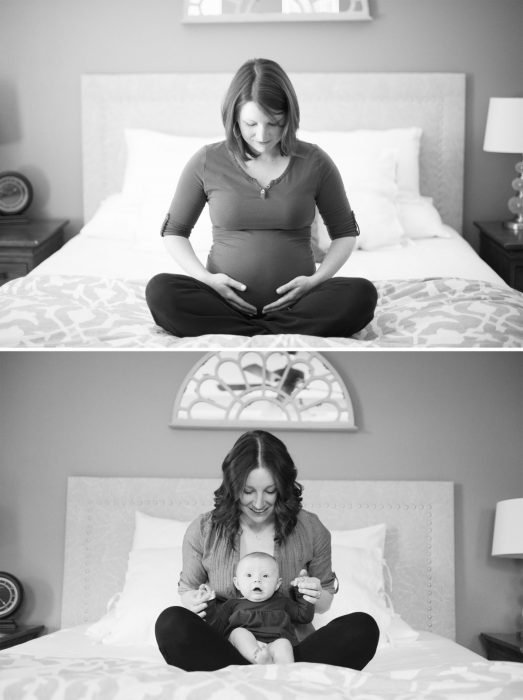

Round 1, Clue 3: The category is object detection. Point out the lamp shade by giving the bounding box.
[492,498,523,558]
[483,98,523,153]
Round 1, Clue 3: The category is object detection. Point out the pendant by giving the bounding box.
[260,188,266,199]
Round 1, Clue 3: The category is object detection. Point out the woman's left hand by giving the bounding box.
[291,569,323,605]
[262,276,316,315]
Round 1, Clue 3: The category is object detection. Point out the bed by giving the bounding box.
[0,72,522,348]
[1,477,523,699]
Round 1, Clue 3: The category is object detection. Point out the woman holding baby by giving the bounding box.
[155,430,379,671]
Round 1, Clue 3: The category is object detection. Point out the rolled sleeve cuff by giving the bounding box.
[328,210,360,240]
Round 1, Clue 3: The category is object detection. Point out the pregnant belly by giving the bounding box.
[206,229,316,311]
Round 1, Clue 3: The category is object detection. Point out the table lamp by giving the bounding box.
[483,98,523,232]
[492,497,523,635]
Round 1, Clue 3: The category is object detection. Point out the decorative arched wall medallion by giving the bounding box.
[182,1,372,23]
[171,351,357,431]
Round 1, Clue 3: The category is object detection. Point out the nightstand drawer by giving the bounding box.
[0,261,29,285]
[479,234,523,286]
[480,632,523,662]
[0,219,68,285]
[475,221,523,292]
[514,265,523,291]
[0,624,45,650]
[485,644,522,662]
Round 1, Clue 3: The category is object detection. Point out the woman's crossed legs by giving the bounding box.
[155,606,379,672]
[145,274,378,338]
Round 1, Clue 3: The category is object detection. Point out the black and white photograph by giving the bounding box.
[0,1,522,698]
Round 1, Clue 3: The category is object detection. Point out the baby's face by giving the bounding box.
[234,557,281,602]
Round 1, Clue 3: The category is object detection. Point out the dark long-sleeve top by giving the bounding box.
[178,509,337,641]
[205,591,315,646]
[161,140,358,309]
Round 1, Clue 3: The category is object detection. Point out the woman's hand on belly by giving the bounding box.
[207,272,258,316]
[261,238,357,314]
[262,275,316,315]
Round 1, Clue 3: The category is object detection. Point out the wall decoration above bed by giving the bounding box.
[182,0,372,23]
[171,351,357,430]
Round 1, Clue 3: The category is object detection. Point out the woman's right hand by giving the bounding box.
[180,585,215,618]
[206,273,258,316]
[163,237,257,316]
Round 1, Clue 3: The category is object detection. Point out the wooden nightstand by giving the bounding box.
[475,220,523,291]
[480,632,523,662]
[0,218,68,286]
[0,624,45,650]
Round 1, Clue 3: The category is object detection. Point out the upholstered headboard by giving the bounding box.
[81,72,465,231]
[61,477,455,640]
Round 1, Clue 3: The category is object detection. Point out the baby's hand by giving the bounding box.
[291,569,308,589]
[195,583,216,602]
[291,569,322,605]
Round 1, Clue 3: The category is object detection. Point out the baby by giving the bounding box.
[200,551,314,664]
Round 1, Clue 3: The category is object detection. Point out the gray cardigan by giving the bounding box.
[178,509,337,603]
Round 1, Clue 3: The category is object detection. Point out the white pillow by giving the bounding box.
[331,522,386,554]
[314,189,405,256]
[87,547,182,646]
[299,127,422,196]
[327,147,399,197]
[81,194,140,242]
[121,129,221,201]
[122,129,219,255]
[313,546,390,642]
[300,130,398,196]
[313,544,418,647]
[316,524,418,646]
[132,511,190,550]
[387,613,420,643]
[86,511,190,647]
[301,130,416,253]
[350,190,405,250]
[397,195,451,239]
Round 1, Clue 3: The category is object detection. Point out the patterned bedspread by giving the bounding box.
[1,655,522,700]
[0,274,522,348]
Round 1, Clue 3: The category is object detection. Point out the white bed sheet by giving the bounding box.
[31,228,507,289]
[5,626,523,700]
[4,625,482,670]
[3,223,520,348]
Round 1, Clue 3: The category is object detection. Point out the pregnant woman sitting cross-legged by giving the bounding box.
[145,57,377,338]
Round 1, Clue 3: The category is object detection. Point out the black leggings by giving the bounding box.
[145,274,378,338]
[155,606,380,672]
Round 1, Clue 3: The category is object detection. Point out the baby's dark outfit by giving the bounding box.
[145,140,377,337]
[205,591,314,645]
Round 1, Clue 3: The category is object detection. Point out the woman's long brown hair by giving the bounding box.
[211,430,303,548]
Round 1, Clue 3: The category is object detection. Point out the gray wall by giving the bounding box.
[0,351,521,655]
[0,0,522,246]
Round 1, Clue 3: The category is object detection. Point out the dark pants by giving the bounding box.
[145,274,378,338]
[155,606,380,672]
